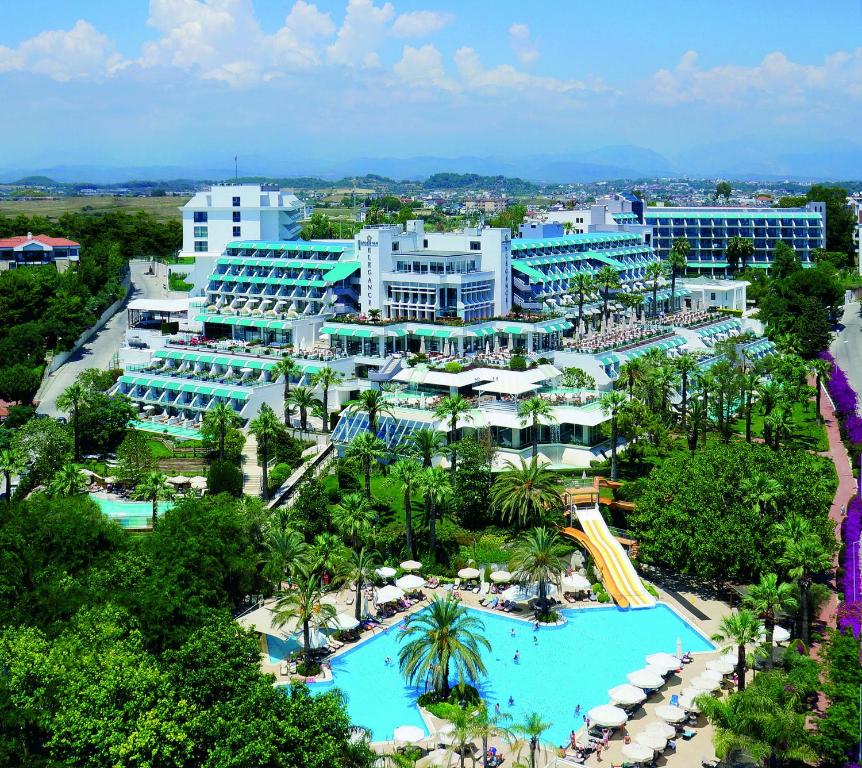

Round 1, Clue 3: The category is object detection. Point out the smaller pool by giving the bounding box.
[90,494,174,529]
[265,634,301,663]
[130,420,201,441]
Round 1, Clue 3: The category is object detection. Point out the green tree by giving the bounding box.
[389,458,422,557]
[206,458,243,497]
[807,183,855,255]
[48,462,87,497]
[517,396,556,459]
[561,367,595,390]
[202,401,240,461]
[434,394,474,474]
[567,272,596,335]
[346,546,378,623]
[345,431,387,499]
[417,465,452,559]
[512,712,554,768]
[11,416,72,490]
[595,265,621,327]
[0,447,24,504]
[726,236,754,273]
[645,260,666,317]
[261,525,309,586]
[397,595,490,698]
[674,353,698,429]
[711,609,763,691]
[345,389,395,436]
[115,429,157,484]
[334,492,374,550]
[668,238,690,310]
[490,459,561,528]
[249,403,280,501]
[509,527,567,616]
[288,385,321,433]
[56,381,87,461]
[311,366,344,433]
[273,566,338,668]
[274,355,298,426]
[808,357,831,422]
[776,532,832,646]
[772,241,801,280]
[742,573,797,669]
[470,703,512,768]
[451,436,493,529]
[599,390,627,480]
[132,470,174,529]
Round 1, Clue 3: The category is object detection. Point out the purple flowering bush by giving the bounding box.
[820,351,862,448]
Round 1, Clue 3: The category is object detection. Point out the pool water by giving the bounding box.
[89,494,174,528]
[288,604,713,744]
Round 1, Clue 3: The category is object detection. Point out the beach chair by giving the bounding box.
[670,694,680,707]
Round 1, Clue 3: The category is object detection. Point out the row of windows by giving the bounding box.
[194,226,208,238]
[194,241,208,252]
[193,211,241,222]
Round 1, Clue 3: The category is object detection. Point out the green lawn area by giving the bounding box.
[0,195,187,222]
[146,439,174,459]
[731,400,828,452]
[323,472,423,524]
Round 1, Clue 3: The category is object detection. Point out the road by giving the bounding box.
[831,300,862,403]
[36,260,166,417]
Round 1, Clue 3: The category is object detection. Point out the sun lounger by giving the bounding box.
[682,729,696,740]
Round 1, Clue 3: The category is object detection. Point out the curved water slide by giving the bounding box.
[560,507,655,610]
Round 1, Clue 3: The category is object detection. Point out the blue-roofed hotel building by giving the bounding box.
[644,203,826,274]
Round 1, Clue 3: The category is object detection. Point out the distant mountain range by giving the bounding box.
[3,142,862,185]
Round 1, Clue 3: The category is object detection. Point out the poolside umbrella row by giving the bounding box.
[608,684,646,706]
[644,721,676,739]
[655,704,687,723]
[395,574,425,590]
[645,653,682,673]
[457,567,480,580]
[621,742,654,762]
[586,704,628,728]
[393,725,425,745]
[376,566,397,579]
[627,668,664,689]
[489,570,511,583]
[705,657,735,675]
[560,573,591,592]
[678,689,702,713]
[400,560,422,572]
[634,730,667,751]
[375,585,404,604]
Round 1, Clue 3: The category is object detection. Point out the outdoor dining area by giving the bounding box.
[566,322,674,355]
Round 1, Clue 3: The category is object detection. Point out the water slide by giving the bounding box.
[560,507,655,610]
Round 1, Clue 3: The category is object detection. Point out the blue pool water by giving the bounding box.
[282,604,713,744]
[89,494,174,529]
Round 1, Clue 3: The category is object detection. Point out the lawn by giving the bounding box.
[731,400,828,452]
[0,195,187,222]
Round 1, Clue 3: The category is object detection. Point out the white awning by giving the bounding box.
[474,380,541,396]
[128,298,190,313]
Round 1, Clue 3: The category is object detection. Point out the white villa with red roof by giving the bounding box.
[0,232,80,271]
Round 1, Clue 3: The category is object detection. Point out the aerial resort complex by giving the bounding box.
[2,6,860,768]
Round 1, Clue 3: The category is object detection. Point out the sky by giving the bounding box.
[2,0,862,175]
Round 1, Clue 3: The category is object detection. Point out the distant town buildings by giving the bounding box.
[0,233,80,272]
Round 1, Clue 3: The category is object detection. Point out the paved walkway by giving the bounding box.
[242,433,263,497]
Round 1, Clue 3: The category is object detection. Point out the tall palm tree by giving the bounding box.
[132,470,175,529]
[434,394,474,474]
[345,431,387,499]
[443,705,477,768]
[777,533,832,645]
[740,372,759,442]
[397,595,490,699]
[595,265,621,328]
[48,462,87,497]
[490,459,561,528]
[272,566,338,667]
[725,235,755,273]
[274,356,298,426]
[311,366,344,433]
[409,428,445,468]
[711,609,763,691]
[626,290,646,322]
[345,389,395,436]
[249,403,280,501]
[512,712,553,768]
[808,357,831,422]
[389,457,422,558]
[740,473,781,516]
[417,465,452,559]
[288,385,321,433]
[645,260,666,318]
[567,272,596,335]
[517,396,556,459]
[261,526,309,587]
[334,492,374,550]
[204,401,239,461]
[619,357,646,398]
[509,527,567,614]
[765,406,793,450]
[686,397,706,455]
[668,238,690,312]
[0,448,24,505]
[743,573,797,669]
[674,353,699,429]
[347,546,378,622]
[471,704,512,768]
[57,381,88,461]
[599,390,627,480]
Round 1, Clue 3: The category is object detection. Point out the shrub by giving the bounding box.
[268,463,293,492]
[509,355,527,371]
[207,460,243,497]
[443,361,463,373]
[295,660,321,677]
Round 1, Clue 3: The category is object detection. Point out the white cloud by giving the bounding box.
[393,44,456,91]
[0,20,123,81]
[508,23,538,66]
[327,0,394,68]
[271,1,336,68]
[454,46,590,95]
[392,10,453,37]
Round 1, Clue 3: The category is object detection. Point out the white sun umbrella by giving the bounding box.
[720,651,736,664]
[502,583,557,603]
[458,567,480,579]
[587,705,628,728]
[655,704,687,723]
[436,723,456,745]
[296,628,329,649]
[772,626,791,644]
[376,566,397,579]
[635,730,667,751]
[561,573,591,591]
[396,574,426,590]
[645,653,682,673]
[489,570,512,583]
[393,725,425,745]
[376,585,404,604]
[333,613,360,631]
[627,668,665,689]
[400,560,422,571]
[678,690,702,713]
[701,669,724,682]
[644,721,677,739]
[608,684,647,706]
[706,658,736,675]
[622,743,654,763]
[690,676,721,693]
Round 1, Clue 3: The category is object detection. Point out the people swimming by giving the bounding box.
[513,650,520,663]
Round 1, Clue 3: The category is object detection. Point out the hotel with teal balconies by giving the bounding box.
[644,203,825,274]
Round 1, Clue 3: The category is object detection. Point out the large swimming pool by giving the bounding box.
[277,604,714,744]
[89,494,174,529]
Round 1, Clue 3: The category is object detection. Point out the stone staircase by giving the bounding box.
[241,432,263,497]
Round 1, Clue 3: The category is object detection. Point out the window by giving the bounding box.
[233,226,241,237]
[194,240,208,252]
[193,211,207,222]
[193,226,208,238]
[470,241,481,251]
[710,292,716,301]
[392,242,399,251]
[423,239,428,248]
[232,211,241,223]
[232,196,240,207]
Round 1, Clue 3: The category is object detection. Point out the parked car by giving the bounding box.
[128,337,149,349]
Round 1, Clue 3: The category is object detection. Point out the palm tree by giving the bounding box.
[809,358,831,422]
[509,527,567,615]
[725,235,755,273]
[272,566,338,667]
[48,462,87,497]
[740,372,759,442]
[274,356,298,426]
[743,573,797,669]
[471,704,512,768]
[132,470,174,529]
[740,473,781,516]
[517,396,556,459]
[57,381,88,461]
[765,406,793,449]
[397,595,490,699]
[443,706,476,768]
[311,366,344,433]
[345,389,394,436]
[645,259,666,317]
[668,238,690,312]
[409,428,445,468]
[686,397,706,455]
[204,401,239,461]
[288,385,320,433]
[345,431,387,499]
[711,609,763,691]
[389,458,422,558]
[434,394,474,474]
[512,712,553,768]
[334,492,374,550]
[0,448,24,505]
[674,353,698,429]
[627,291,646,322]
[347,546,378,622]
[595,265,621,328]
[777,533,832,645]
[618,357,646,398]
[249,403,280,501]
[417,465,452,559]
[490,459,561,528]
[599,390,627,480]
[567,272,596,335]
[261,526,309,587]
